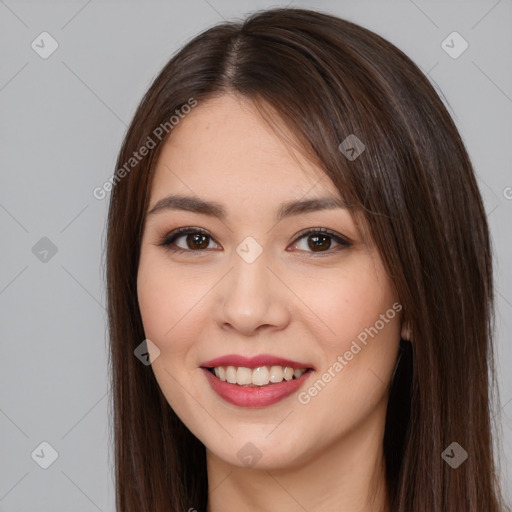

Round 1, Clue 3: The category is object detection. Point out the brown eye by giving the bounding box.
[157,227,219,253]
[185,232,210,250]
[307,233,332,252]
[158,227,351,257]
[291,228,352,256]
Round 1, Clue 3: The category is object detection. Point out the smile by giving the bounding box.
[200,354,315,407]
[208,365,309,386]
[202,367,313,407]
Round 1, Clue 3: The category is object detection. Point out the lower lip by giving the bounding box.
[201,368,313,408]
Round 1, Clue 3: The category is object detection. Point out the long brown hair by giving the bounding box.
[105,7,507,511]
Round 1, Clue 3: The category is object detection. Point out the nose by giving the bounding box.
[216,252,291,337]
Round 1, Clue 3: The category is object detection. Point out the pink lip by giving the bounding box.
[200,354,314,370]
[201,368,313,408]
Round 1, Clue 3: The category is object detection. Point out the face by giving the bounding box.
[137,94,404,470]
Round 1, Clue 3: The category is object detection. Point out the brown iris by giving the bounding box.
[307,233,331,252]
[186,233,210,250]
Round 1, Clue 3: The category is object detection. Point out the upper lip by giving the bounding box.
[200,354,315,370]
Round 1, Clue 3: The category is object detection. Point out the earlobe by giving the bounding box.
[401,323,412,341]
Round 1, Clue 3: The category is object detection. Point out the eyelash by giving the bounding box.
[156,226,352,257]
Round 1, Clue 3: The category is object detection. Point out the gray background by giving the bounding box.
[1,0,511,510]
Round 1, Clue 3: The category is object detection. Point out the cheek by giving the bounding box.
[137,267,173,342]
[295,259,399,354]
[137,252,207,343]
[136,254,205,420]
[295,274,401,439]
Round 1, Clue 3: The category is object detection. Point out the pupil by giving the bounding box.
[184,233,332,251]
[308,234,330,251]
[187,233,209,250]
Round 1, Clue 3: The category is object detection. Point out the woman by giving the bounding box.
[105,7,507,511]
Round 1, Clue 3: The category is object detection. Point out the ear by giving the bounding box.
[401,322,412,341]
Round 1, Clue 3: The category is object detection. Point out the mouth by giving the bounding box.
[200,354,315,407]
[203,365,313,387]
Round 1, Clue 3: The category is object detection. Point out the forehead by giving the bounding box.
[149,94,340,205]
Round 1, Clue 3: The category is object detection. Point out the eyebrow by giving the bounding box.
[146,194,348,222]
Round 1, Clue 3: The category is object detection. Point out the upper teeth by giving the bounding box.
[213,366,307,386]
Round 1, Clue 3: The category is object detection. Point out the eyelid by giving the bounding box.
[156,226,221,252]
[156,226,352,255]
[287,227,352,256]
[290,227,352,246]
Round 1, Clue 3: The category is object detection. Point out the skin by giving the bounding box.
[137,94,408,512]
